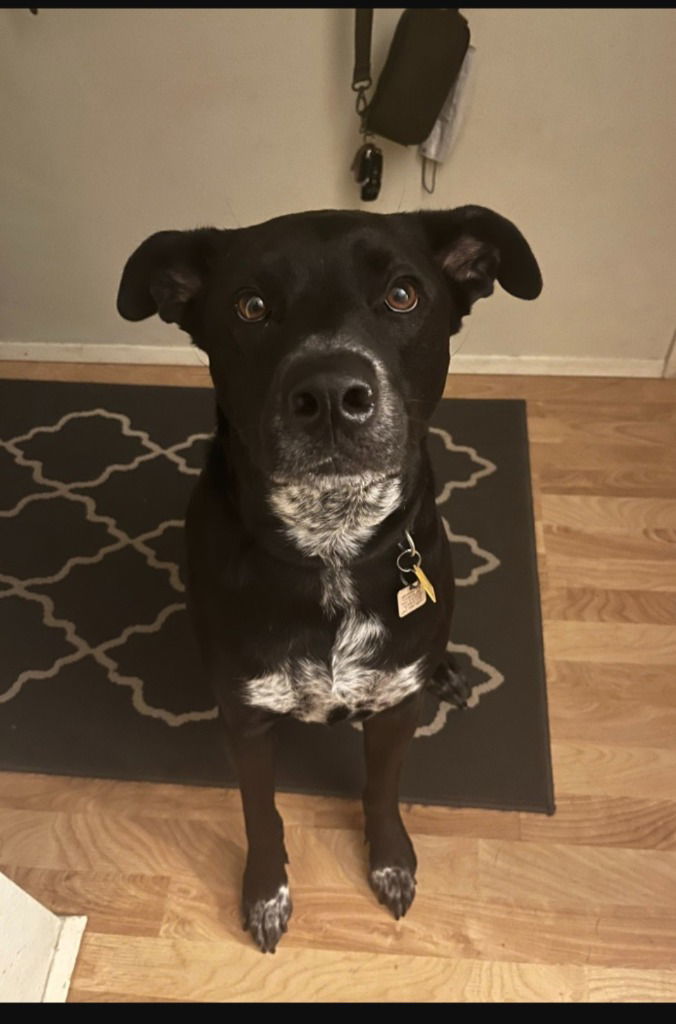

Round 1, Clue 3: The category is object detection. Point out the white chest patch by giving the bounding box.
[254,473,421,723]
[243,610,424,724]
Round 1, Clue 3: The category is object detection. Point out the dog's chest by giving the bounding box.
[242,475,424,724]
[243,609,423,724]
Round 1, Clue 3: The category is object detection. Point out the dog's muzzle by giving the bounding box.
[282,351,378,439]
[266,347,406,480]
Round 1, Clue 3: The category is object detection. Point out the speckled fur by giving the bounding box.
[244,613,425,724]
[268,473,402,565]
[369,866,417,920]
[243,884,292,954]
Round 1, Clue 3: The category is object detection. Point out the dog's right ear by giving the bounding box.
[117,228,222,327]
[414,206,542,312]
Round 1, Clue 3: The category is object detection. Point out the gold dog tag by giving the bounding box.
[412,565,437,603]
[397,582,427,618]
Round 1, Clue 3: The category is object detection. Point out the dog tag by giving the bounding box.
[397,582,427,618]
[412,565,437,604]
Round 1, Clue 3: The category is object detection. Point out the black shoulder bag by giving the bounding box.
[351,8,470,201]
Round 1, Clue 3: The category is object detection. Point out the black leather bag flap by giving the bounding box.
[364,9,470,147]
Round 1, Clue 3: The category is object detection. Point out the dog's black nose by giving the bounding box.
[290,376,375,426]
[284,353,377,432]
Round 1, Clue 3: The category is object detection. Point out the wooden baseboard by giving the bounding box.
[450,354,664,378]
[0,341,206,366]
[662,329,676,379]
[0,341,665,378]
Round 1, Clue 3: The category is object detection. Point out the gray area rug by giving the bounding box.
[0,379,554,814]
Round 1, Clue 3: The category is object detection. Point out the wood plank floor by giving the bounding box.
[1,362,675,1002]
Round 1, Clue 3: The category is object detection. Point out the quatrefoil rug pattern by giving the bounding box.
[0,379,554,814]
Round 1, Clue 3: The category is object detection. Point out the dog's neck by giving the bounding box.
[213,407,428,582]
[269,473,410,615]
[267,473,403,564]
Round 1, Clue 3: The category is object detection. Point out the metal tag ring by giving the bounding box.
[396,549,421,574]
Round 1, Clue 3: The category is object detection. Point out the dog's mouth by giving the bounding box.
[269,446,401,487]
[294,455,341,477]
[271,463,398,487]
[265,406,409,485]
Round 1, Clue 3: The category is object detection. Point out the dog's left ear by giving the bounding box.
[415,205,542,310]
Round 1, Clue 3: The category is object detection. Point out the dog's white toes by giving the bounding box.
[369,866,416,920]
[243,884,293,953]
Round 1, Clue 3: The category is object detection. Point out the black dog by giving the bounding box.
[117,206,541,952]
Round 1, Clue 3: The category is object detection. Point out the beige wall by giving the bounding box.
[1,9,675,368]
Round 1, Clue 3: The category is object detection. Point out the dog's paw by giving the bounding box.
[369,865,416,920]
[243,884,292,954]
[427,652,472,709]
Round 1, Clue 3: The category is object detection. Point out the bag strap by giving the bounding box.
[352,9,374,127]
[352,9,373,91]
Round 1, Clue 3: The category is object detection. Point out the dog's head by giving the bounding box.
[118,207,541,483]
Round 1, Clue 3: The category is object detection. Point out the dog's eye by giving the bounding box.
[385,280,419,313]
[235,292,268,322]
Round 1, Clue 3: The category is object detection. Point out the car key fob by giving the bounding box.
[351,142,383,202]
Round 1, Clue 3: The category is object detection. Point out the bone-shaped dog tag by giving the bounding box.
[397,582,427,618]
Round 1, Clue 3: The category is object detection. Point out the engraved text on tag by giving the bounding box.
[397,583,427,618]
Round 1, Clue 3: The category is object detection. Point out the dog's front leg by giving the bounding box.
[362,691,422,920]
[223,715,292,953]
